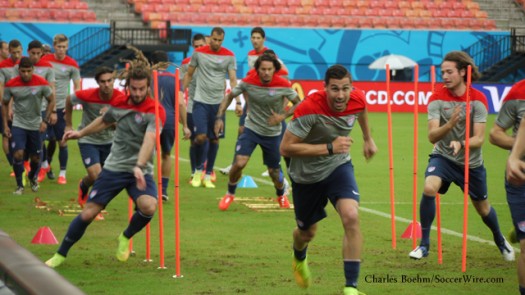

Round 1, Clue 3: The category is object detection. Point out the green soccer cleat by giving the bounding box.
[45,253,66,268]
[191,171,203,188]
[344,286,366,295]
[292,254,311,288]
[116,233,131,262]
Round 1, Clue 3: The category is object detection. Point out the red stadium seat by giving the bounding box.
[385,17,401,29]
[343,17,359,28]
[474,10,488,18]
[330,16,345,28]
[372,17,387,29]
[83,10,97,22]
[68,10,85,22]
[357,17,372,28]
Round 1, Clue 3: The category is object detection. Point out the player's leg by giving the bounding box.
[160,127,174,201]
[26,129,42,192]
[187,112,197,182]
[261,132,289,208]
[506,180,525,292]
[10,127,27,194]
[45,123,57,180]
[55,109,68,184]
[191,102,209,187]
[203,104,221,187]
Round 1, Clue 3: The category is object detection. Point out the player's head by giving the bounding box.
[8,39,23,62]
[27,40,43,64]
[250,27,266,52]
[42,44,51,55]
[150,50,168,65]
[120,47,151,105]
[18,57,34,82]
[95,66,115,96]
[254,53,281,84]
[209,27,225,52]
[0,41,9,60]
[192,33,206,49]
[441,51,481,89]
[53,34,69,59]
[324,65,352,113]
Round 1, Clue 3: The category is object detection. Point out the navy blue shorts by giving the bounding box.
[78,143,112,168]
[87,169,158,207]
[238,104,248,127]
[291,161,360,230]
[160,128,174,153]
[192,102,221,140]
[11,126,41,155]
[187,112,196,141]
[424,154,487,201]
[235,127,281,169]
[506,178,525,241]
[46,108,66,141]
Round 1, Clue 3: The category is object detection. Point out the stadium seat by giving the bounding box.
[474,10,488,18]
[385,17,401,29]
[372,17,387,29]
[357,17,372,29]
[330,16,345,28]
[343,17,359,28]
[83,10,96,22]
[5,8,19,20]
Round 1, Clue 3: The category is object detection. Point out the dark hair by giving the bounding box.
[263,49,276,56]
[8,39,22,49]
[18,56,33,68]
[254,54,281,72]
[94,66,114,82]
[119,46,152,88]
[442,51,481,82]
[28,40,43,51]
[324,65,352,85]
[0,41,7,48]
[211,27,225,36]
[251,27,265,38]
[150,50,168,64]
[193,33,206,43]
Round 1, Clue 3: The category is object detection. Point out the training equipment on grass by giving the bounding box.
[461,66,472,273]
[173,68,182,278]
[385,64,397,250]
[31,226,58,245]
[238,175,258,188]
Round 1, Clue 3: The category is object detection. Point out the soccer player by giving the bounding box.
[41,33,81,184]
[183,27,237,189]
[280,65,376,295]
[181,33,207,183]
[2,57,56,194]
[45,55,166,268]
[408,51,515,262]
[215,53,300,211]
[42,44,51,55]
[150,50,191,201]
[489,81,525,294]
[64,66,126,207]
[0,41,9,62]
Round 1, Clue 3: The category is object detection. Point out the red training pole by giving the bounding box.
[173,68,182,278]
[145,223,151,262]
[386,64,396,249]
[128,198,134,254]
[411,65,420,249]
[153,70,166,269]
[461,66,472,272]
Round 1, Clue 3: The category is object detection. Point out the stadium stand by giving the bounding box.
[0,0,97,22]
[127,0,498,30]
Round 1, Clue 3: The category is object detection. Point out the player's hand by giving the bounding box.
[62,130,81,142]
[267,110,284,126]
[332,136,353,154]
[48,113,57,125]
[363,138,378,161]
[448,105,461,127]
[182,126,191,140]
[99,106,109,116]
[39,122,47,133]
[448,140,462,156]
[506,156,525,186]
[234,104,243,117]
[133,166,146,191]
[214,118,224,138]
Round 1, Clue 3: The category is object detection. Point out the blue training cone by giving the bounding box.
[238,175,258,188]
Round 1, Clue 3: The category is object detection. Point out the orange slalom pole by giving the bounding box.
[430,65,443,264]
[145,223,151,262]
[386,64,396,249]
[128,198,134,254]
[173,68,182,278]
[461,66,472,272]
[153,70,166,269]
[411,65,420,249]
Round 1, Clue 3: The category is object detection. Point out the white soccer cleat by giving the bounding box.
[499,238,515,261]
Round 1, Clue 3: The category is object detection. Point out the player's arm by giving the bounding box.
[228,69,237,89]
[133,130,157,190]
[449,122,486,156]
[357,109,378,160]
[489,124,514,150]
[214,91,237,137]
[428,105,460,144]
[63,115,111,142]
[44,91,57,125]
[507,117,525,185]
[280,130,352,157]
[177,94,191,140]
[282,95,301,118]
[182,65,196,92]
[65,94,73,129]
[1,93,10,137]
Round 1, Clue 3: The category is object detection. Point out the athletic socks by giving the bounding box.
[41,160,49,169]
[206,141,219,175]
[162,177,169,196]
[276,186,285,197]
[79,178,90,195]
[227,182,238,195]
[482,207,504,245]
[194,140,208,171]
[59,146,68,170]
[57,215,92,257]
[13,159,24,187]
[344,260,360,289]
[420,194,436,248]
[59,170,66,178]
[293,245,307,261]
[189,144,196,174]
[29,160,39,180]
[123,210,153,239]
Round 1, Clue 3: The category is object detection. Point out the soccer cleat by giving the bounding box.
[277,195,290,209]
[261,170,269,177]
[22,171,27,187]
[409,245,429,260]
[95,213,105,221]
[210,171,217,182]
[37,166,49,182]
[78,180,88,207]
[57,175,67,185]
[498,237,515,261]
[219,164,231,175]
[47,170,55,180]
[162,194,169,202]
[191,171,203,187]
[283,178,291,196]
[203,178,216,189]
[116,233,131,262]
[343,287,366,295]
[30,177,39,192]
[45,253,66,268]
[508,227,518,244]
[292,254,311,288]
[13,186,24,195]
[219,193,234,211]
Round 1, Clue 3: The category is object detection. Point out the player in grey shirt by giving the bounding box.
[2,57,55,194]
[46,58,166,268]
[183,27,237,189]
[215,53,300,211]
